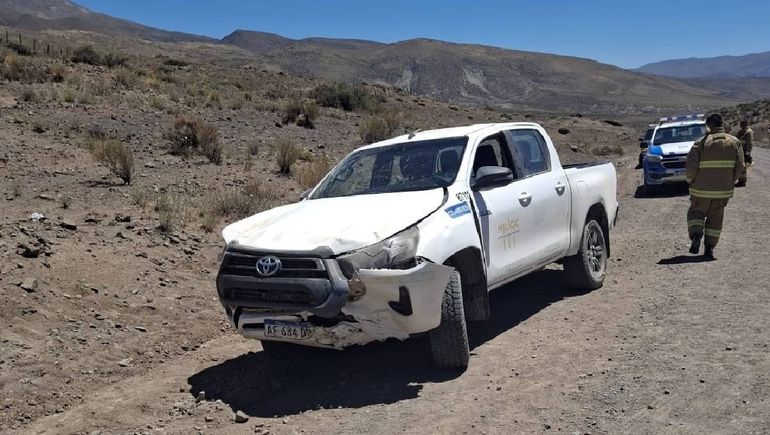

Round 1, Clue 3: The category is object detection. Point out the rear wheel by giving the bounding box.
[429,271,470,369]
[564,219,607,290]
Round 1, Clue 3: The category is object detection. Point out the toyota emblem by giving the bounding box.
[255,255,282,277]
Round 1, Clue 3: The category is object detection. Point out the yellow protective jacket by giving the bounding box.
[685,127,745,198]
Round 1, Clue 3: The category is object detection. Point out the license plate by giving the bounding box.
[264,319,315,340]
[673,169,686,175]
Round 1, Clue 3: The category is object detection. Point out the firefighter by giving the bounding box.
[735,119,753,187]
[685,114,744,259]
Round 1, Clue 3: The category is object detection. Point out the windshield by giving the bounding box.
[644,128,655,141]
[310,137,468,199]
[653,124,706,145]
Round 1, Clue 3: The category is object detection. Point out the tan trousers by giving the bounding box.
[687,197,730,247]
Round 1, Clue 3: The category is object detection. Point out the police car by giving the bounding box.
[642,114,706,192]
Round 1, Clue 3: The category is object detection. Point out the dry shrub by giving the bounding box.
[114,67,138,88]
[248,141,260,156]
[359,112,402,143]
[1,54,50,83]
[71,45,127,68]
[155,194,190,234]
[209,182,278,221]
[130,186,150,208]
[311,82,382,112]
[591,145,625,156]
[295,156,331,189]
[165,116,223,164]
[274,137,299,174]
[20,87,41,102]
[88,137,135,184]
[281,96,317,128]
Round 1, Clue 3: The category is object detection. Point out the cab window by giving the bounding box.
[506,129,551,177]
[472,133,515,180]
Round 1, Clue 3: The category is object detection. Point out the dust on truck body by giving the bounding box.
[216,122,619,368]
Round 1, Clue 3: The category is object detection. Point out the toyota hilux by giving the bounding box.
[216,122,618,368]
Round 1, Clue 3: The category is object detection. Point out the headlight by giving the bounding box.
[337,226,419,278]
[645,154,662,164]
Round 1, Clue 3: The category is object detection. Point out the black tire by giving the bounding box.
[564,219,607,290]
[429,271,470,369]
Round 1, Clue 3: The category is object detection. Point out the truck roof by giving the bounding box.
[360,122,544,150]
[658,119,705,128]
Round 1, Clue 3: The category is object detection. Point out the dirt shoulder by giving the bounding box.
[7,150,767,435]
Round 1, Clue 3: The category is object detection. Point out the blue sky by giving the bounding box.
[76,0,770,68]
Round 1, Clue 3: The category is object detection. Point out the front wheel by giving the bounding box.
[564,219,607,290]
[429,271,470,369]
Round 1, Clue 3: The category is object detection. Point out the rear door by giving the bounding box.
[505,128,571,263]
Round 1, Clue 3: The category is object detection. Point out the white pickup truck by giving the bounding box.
[216,122,618,368]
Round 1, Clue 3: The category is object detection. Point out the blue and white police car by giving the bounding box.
[642,114,706,192]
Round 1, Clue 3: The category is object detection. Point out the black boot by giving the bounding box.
[735,180,746,187]
[704,245,715,260]
[689,236,701,255]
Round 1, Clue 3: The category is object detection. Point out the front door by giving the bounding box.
[470,133,537,286]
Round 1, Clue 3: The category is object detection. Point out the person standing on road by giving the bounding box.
[685,114,745,259]
[735,120,753,187]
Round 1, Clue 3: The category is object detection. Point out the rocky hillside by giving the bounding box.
[0,0,212,43]
[223,31,734,113]
[638,51,770,78]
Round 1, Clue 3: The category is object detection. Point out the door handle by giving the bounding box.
[555,182,566,196]
[518,192,532,207]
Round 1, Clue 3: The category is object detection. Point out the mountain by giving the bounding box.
[0,1,743,112]
[0,0,212,43]
[637,51,770,79]
[223,31,730,113]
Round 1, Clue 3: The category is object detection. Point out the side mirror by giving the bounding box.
[300,189,312,200]
[639,141,649,149]
[471,166,513,191]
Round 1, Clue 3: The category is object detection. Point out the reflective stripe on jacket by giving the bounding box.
[685,128,744,198]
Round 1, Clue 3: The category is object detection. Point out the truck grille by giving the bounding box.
[223,287,317,305]
[222,252,328,279]
[662,155,687,170]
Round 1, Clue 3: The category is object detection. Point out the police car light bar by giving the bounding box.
[659,114,705,124]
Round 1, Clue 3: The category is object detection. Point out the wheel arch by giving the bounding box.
[586,203,610,257]
[443,247,489,321]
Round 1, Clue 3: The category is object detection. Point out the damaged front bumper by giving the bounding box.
[216,249,453,348]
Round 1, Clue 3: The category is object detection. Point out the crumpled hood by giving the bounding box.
[222,189,444,254]
[654,141,695,156]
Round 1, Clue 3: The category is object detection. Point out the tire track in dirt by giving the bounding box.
[21,151,770,435]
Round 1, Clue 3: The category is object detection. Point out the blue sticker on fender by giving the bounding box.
[445,202,471,219]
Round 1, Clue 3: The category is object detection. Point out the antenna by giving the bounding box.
[408,129,422,139]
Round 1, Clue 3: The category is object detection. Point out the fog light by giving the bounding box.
[348,275,367,301]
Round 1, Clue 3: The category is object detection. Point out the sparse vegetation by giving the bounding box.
[87,136,135,184]
[154,193,190,234]
[165,116,222,164]
[208,181,278,221]
[274,137,300,174]
[71,45,127,68]
[281,95,318,128]
[295,156,332,189]
[1,54,51,83]
[591,145,625,156]
[312,82,383,112]
[20,87,41,102]
[248,141,260,156]
[359,112,402,143]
